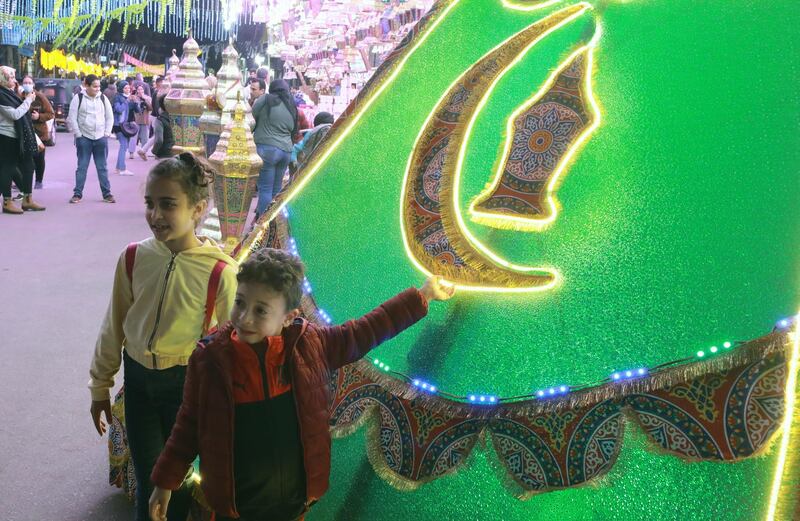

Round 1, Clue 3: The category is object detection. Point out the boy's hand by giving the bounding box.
[90,399,112,436]
[419,276,455,303]
[149,487,172,521]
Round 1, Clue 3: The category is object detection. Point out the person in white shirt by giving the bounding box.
[67,74,115,204]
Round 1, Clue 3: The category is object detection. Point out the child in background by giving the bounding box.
[88,153,239,521]
[149,248,454,521]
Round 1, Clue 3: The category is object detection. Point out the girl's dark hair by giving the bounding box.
[148,152,214,205]
[266,79,298,136]
[237,248,305,310]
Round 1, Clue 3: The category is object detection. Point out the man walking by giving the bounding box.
[67,74,115,204]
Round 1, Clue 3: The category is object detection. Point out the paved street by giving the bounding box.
[0,134,242,521]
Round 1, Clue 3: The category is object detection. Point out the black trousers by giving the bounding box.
[33,148,45,184]
[123,352,193,521]
[0,135,33,197]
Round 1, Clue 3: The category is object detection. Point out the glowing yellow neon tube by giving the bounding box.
[468,28,601,230]
[765,315,800,520]
[502,0,562,12]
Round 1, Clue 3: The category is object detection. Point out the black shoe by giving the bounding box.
[34,182,43,189]
[69,195,82,204]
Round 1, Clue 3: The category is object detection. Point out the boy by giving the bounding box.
[149,248,454,520]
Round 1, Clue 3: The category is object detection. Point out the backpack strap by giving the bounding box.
[124,243,138,292]
[203,260,228,334]
[78,92,84,111]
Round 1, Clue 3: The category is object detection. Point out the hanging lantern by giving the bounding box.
[208,97,263,253]
[165,32,210,155]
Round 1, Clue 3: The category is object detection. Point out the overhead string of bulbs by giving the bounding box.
[282,207,796,406]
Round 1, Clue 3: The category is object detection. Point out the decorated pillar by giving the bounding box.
[165,33,210,155]
[208,99,263,252]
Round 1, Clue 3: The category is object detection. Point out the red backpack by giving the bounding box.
[125,243,227,336]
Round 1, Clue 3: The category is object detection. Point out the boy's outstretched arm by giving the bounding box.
[319,277,454,370]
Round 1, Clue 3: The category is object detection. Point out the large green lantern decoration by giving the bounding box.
[234,0,800,519]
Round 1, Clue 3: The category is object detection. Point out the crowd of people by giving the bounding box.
[2,61,334,222]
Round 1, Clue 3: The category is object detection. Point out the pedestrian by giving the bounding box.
[0,66,45,214]
[20,75,54,189]
[103,78,117,102]
[132,72,152,97]
[252,79,298,217]
[138,95,174,160]
[112,80,138,176]
[248,78,265,107]
[67,74,115,204]
[129,85,152,160]
[291,111,333,171]
[88,152,238,521]
[148,248,454,521]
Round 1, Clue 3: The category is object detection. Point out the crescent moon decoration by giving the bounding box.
[468,33,601,231]
[401,3,593,292]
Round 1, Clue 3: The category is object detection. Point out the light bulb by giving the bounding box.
[697,351,705,358]
[710,346,718,353]
[413,379,420,386]
[624,370,632,378]
[429,386,437,392]
[723,341,732,349]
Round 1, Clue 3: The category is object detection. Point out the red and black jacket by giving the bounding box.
[151,287,428,518]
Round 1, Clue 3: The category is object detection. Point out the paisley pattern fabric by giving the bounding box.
[471,51,594,222]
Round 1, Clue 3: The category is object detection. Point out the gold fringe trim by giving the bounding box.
[346,331,788,420]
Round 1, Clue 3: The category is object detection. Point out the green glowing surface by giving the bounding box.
[288,0,800,518]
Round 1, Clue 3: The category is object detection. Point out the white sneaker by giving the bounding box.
[128,153,135,160]
[117,169,134,176]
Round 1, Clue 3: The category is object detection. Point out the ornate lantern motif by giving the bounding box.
[208,99,263,252]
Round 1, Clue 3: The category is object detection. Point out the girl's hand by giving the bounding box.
[149,487,172,521]
[90,399,112,436]
[419,276,455,303]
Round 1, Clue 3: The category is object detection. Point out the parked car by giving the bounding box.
[34,78,83,132]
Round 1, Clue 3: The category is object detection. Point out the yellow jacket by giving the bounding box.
[89,237,238,401]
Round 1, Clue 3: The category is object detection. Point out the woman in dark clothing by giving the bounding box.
[21,75,54,188]
[252,79,299,217]
[0,66,45,214]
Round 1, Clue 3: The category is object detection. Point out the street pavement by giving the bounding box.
[0,133,246,521]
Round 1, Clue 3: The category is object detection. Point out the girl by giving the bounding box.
[112,80,138,176]
[138,95,174,160]
[0,66,45,214]
[88,153,238,521]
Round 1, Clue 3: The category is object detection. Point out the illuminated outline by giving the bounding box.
[467,28,601,230]
[400,4,593,292]
[237,0,568,265]
[765,315,800,520]
[502,0,562,12]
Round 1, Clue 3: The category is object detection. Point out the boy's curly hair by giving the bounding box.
[237,248,306,310]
